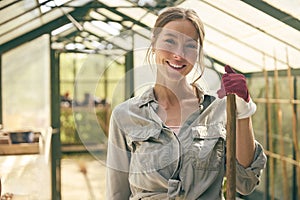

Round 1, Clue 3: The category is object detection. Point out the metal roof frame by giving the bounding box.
[0,1,91,54]
[1,0,300,73]
[52,2,154,51]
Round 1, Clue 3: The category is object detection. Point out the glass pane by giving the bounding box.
[133,33,154,96]
[0,0,18,8]
[179,0,300,73]
[0,5,72,45]
[0,0,38,24]
[117,7,148,21]
[199,0,300,49]
[97,0,133,7]
[0,9,40,36]
[2,34,50,130]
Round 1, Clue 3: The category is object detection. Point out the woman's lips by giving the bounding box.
[167,61,186,70]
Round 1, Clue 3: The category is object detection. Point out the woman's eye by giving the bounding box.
[165,39,175,44]
[186,43,197,49]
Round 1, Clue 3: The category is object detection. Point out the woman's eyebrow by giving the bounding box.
[163,32,177,38]
[163,32,197,42]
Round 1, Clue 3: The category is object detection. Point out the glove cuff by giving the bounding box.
[236,96,256,119]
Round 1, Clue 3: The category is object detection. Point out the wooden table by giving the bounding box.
[0,128,52,199]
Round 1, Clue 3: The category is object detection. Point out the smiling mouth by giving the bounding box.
[167,61,186,70]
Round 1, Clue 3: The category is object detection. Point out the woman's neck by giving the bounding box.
[154,80,195,108]
[154,83,200,127]
[154,85,178,109]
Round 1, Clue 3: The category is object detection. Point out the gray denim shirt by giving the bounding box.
[106,87,267,200]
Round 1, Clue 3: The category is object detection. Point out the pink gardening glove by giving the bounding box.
[217,65,250,103]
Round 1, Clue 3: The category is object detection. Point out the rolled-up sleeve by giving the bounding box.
[106,110,131,200]
[236,141,267,195]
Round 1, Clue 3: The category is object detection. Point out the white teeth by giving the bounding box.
[169,63,183,69]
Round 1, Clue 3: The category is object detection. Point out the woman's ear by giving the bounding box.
[152,48,155,54]
[151,37,156,53]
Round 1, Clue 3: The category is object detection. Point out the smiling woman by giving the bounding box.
[106,7,266,200]
[148,7,205,81]
[154,20,199,78]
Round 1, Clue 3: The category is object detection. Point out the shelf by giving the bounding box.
[0,143,40,155]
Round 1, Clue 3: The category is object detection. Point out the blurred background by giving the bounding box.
[0,0,300,199]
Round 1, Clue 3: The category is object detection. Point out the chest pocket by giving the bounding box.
[125,125,172,173]
[191,125,225,170]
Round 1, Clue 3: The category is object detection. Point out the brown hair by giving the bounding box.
[146,7,205,85]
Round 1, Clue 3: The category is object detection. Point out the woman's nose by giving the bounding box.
[172,46,185,59]
[173,53,183,60]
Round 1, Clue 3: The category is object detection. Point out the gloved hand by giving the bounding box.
[217,65,256,119]
[217,65,250,102]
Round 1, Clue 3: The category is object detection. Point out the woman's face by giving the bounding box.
[154,19,199,80]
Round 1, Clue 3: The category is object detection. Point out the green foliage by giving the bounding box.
[60,107,110,145]
[59,52,125,145]
[248,75,300,199]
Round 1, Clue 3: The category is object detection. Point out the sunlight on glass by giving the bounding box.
[51,23,74,35]
[91,21,120,36]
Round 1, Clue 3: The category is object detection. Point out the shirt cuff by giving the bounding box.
[235,141,267,195]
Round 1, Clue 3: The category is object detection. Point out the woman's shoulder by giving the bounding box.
[109,97,141,131]
[111,96,137,116]
[112,87,155,114]
[110,90,157,133]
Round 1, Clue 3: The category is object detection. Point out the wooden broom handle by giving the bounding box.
[226,94,237,199]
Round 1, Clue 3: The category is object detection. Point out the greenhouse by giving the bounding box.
[0,0,300,199]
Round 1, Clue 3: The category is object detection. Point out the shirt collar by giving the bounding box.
[138,87,157,108]
[137,85,214,108]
